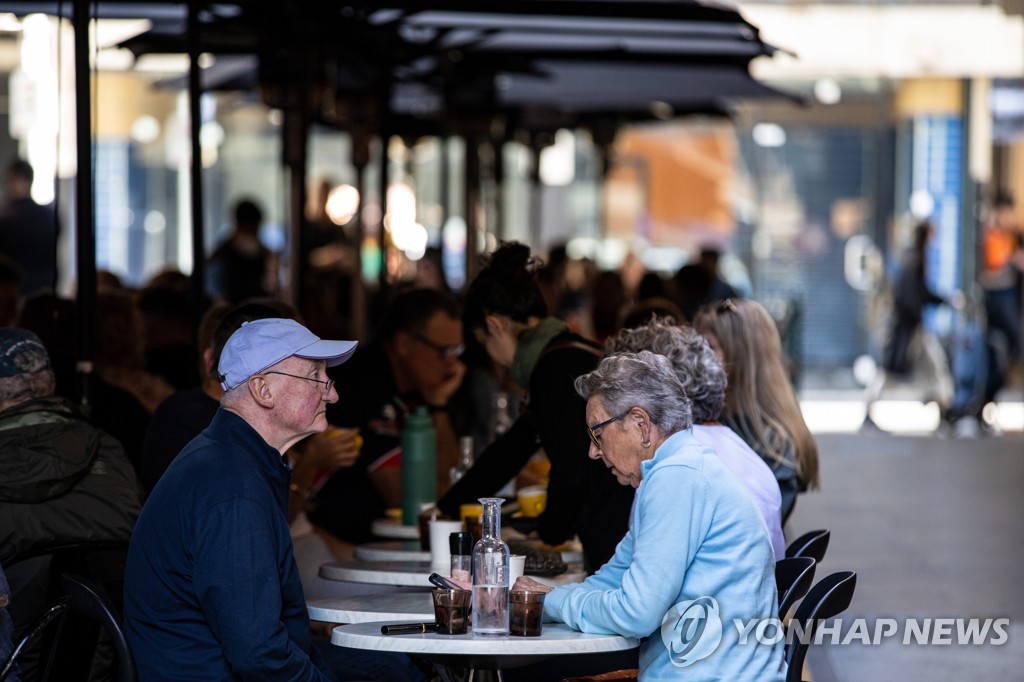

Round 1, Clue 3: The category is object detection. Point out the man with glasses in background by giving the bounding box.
[308,288,465,546]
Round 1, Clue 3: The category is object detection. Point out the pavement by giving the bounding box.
[786,426,1024,681]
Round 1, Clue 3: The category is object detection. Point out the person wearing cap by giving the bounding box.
[124,318,409,680]
[0,327,143,680]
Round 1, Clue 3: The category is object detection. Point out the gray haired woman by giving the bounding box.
[515,351,784,681]
[606,317,785,559]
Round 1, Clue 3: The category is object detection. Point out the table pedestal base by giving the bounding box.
[433,663,504,682]
[426,652,552,682]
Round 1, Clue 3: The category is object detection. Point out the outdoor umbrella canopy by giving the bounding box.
[106,0,792,126]
[2,0,795,403]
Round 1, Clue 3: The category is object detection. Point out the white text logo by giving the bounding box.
[660,597,724,667]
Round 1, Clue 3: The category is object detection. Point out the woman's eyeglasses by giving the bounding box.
[586,413,626,448]
[716,298,738,314]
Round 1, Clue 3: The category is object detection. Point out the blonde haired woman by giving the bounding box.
[694,299,819,521]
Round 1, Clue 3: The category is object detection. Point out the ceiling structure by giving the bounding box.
[2,0,796,391]
[99,0,794,141]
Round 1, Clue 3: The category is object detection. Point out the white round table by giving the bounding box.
[320,560,587,588]
[332,621,639,680]
[355,540,430,562]
[308,592,434,623]
[320,560,441,587]
[370,518,420,540]
[353,539,584,565]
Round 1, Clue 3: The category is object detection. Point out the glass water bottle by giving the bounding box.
[471,497,510,636]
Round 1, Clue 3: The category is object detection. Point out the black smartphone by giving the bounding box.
[428,572,462,590]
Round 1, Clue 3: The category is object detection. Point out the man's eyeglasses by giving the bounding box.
[408,330,464,360]
[586,413,626,449]
[263,371,334,394]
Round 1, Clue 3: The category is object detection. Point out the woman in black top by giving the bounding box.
[436,243,633,571]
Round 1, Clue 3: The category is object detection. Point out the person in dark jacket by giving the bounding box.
[864,221,955,428]
[884,221,947,376]
[125,318,355,681]
[125,319,421,681]
[206,198,277,304]
[0,327,143,680]
[0,160,60,296]
[435,243,634,572]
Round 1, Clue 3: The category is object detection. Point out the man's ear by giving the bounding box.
[202,348,214,377]
[249,375,275,408]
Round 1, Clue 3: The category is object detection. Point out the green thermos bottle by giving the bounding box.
[401,406,436,525]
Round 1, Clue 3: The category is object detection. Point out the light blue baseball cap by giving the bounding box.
[218,318,357,391]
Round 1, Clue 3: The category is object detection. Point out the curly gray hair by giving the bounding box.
[605,317,726,424]
[574,350,692,434]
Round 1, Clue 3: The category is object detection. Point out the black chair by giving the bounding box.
[1,599,69,681]
[785,529,830,563]
[0,574,137,682]
[775,557,816,621]
[4,542,129,681]
[4,542,129,616]
[784,571,857,682]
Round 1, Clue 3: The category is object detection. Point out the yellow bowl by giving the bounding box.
[459,503,483,524]
[516,486,547,517]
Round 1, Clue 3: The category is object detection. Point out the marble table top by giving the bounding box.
[319,560,443,587]
[320,560,587,588]
[332,621,640,657]
[355,540,430,563]
[308,592,434,624]
[354,538,584,564]
[370,518,420,540]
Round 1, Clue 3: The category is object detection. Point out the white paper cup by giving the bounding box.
[429,520,464,568]
[509,554,526,586]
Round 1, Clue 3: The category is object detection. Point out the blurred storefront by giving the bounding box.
[1,4,1022,376]
[726,2,1024,371]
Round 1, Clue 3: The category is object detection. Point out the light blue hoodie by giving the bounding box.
[544,429,786,681]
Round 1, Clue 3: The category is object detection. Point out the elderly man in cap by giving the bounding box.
[125,319,418,681]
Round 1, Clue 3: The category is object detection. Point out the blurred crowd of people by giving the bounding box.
[866,190,1024,435]
[0,219,820,679]
[1,155,1019,679]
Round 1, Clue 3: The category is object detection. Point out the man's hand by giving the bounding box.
[422,359,467,409]
[301,427,362,471]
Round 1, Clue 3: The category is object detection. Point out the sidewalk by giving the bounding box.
[787,432,1024,681]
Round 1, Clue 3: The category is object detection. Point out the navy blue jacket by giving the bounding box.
[124,409,333,681]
